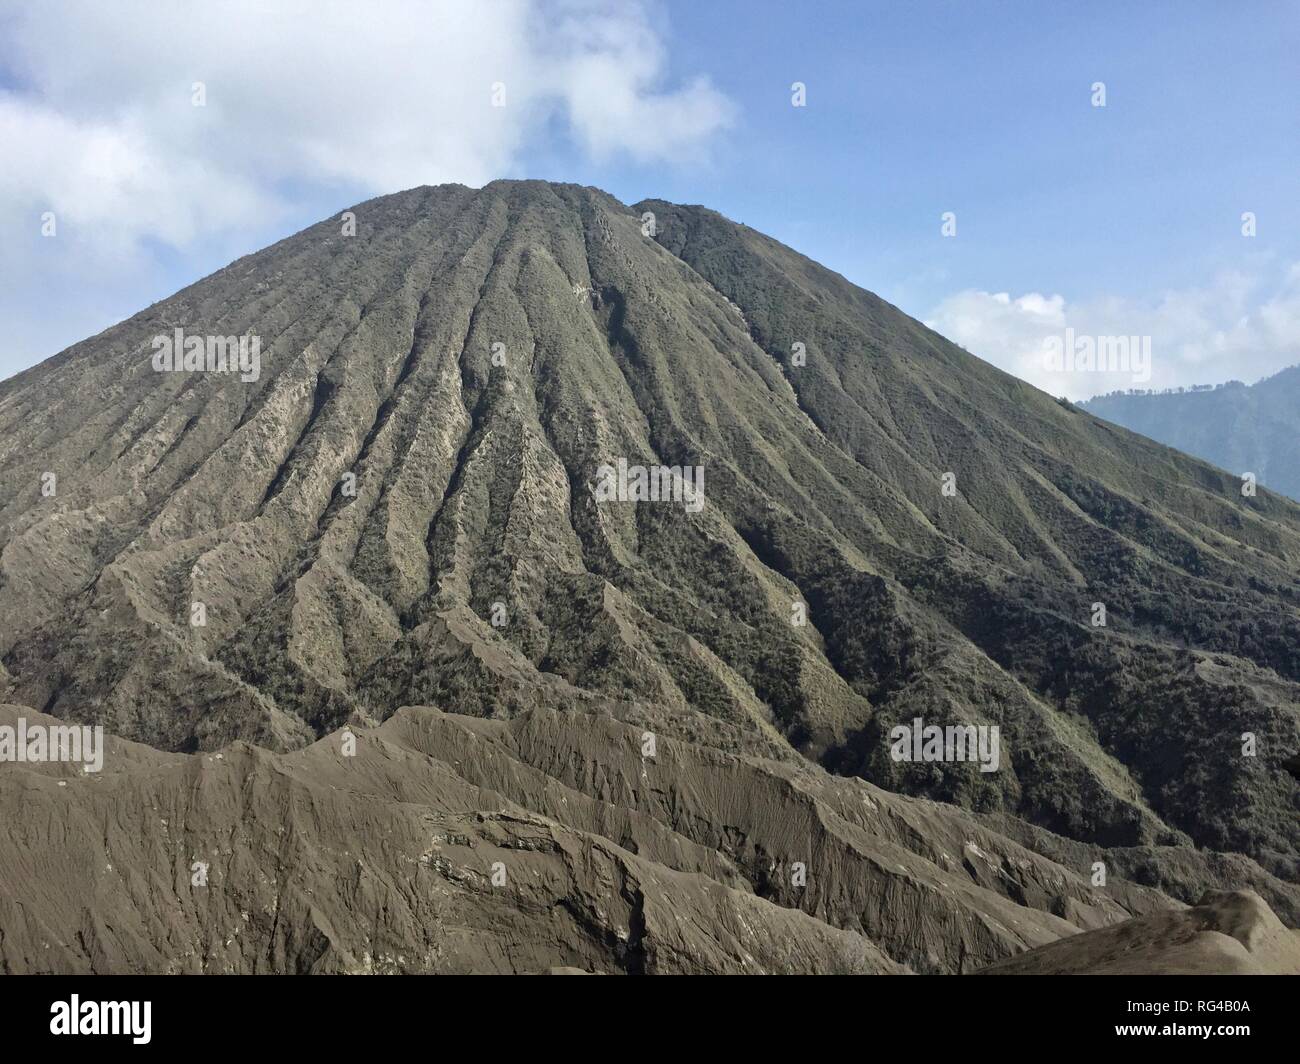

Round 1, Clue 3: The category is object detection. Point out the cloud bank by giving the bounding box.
[924,264,1300,399]
[1,0,732,245]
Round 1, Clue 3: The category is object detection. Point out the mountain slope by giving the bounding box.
[0,179,1297,932]
[1082,366,1300,502]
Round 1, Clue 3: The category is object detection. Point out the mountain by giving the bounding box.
[0,180,1297,973]
[1082,366,1300,501]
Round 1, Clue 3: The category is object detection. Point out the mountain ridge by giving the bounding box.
[1082,364,1300,502]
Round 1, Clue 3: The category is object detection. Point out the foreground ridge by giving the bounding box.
[0,703,1167,974]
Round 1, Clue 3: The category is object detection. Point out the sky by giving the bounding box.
[1,0,1297,399]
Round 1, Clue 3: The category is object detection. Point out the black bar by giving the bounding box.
[0,974,1290,1051]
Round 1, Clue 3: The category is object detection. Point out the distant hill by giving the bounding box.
[1082,366,1300,501]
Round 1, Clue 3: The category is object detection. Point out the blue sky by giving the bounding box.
[2,0,1297,397]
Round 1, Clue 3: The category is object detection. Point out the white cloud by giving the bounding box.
[0,0,733,250]
[0,97,268,251]
[924,265,1300,399]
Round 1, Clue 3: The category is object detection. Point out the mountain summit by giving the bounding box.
[0,181,1296,972]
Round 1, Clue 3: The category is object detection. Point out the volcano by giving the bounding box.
[0,180,1296,973]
